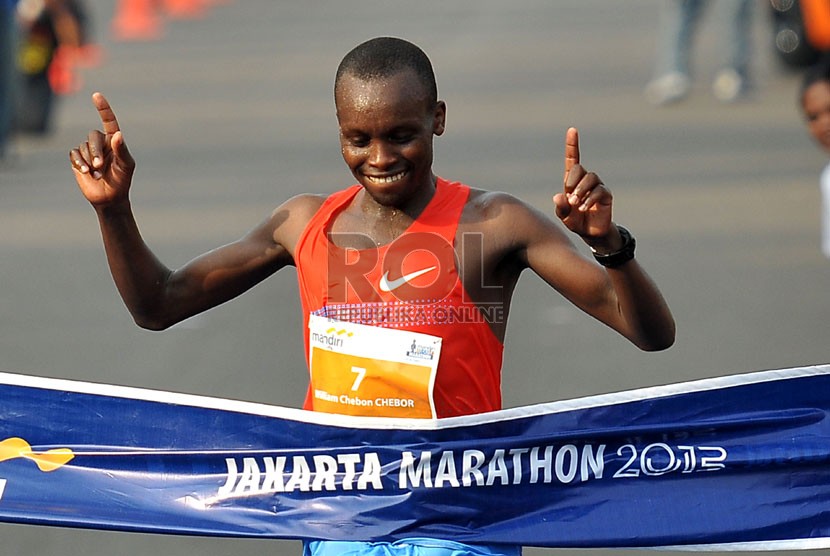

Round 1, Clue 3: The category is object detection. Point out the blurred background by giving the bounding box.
[1,1,830,555]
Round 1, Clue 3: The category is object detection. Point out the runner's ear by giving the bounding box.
[433,101,446,136]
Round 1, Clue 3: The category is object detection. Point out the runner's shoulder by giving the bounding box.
[262,193,328,245]
[271,193,327,221]
[282,192,328,211]
[463,188,540,227]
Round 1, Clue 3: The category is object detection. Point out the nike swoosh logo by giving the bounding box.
[379,266,437,293]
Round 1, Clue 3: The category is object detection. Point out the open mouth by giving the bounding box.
[364,170,408,185]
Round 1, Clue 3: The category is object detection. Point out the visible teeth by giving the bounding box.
[367,171,406,184]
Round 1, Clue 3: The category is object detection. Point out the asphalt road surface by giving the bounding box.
[1,1,829,555]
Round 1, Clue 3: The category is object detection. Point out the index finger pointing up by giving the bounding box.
[564,126,580,180]
[92,92,121,136]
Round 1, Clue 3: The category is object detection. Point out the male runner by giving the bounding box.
[70,37,675,556]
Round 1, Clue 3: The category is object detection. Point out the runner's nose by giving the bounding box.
[368,140,396,168]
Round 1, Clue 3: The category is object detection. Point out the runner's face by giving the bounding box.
[803,81,830,153]
[336,70,446,207]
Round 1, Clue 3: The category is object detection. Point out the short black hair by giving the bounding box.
[335,37,438,105]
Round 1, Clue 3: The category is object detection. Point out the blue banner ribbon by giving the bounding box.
[0,365,829,550]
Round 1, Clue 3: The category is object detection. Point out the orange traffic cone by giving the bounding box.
[162,0,209,19]
[801,0,830,51]
[110,0,164,42]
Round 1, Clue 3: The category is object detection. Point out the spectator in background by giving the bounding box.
[800,58,830,259]
[0,0,17,163]
[645,0,754,105]
[15,0,90,135]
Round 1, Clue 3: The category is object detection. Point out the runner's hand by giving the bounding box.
[553,127,616,246]
[69,92,135,207]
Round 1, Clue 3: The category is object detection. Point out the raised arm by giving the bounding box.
[522,127,675,351]
[69,93,301,330]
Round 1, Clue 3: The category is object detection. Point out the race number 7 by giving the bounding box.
[351,366,367,391]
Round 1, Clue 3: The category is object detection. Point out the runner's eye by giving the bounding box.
[345,135,369,148]
[390,133,414,144]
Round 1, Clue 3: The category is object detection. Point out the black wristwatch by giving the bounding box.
[591,226,636,268]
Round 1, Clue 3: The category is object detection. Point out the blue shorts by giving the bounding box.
[303,539,521,556]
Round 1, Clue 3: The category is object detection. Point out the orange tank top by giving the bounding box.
[294,178,504,418]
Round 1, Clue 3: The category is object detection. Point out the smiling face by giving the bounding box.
[803,80,830,154]
[335,69,446,209]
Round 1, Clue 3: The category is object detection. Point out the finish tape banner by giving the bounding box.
[1,365,829,551]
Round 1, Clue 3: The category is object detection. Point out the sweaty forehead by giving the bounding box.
[335,70,431,113]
